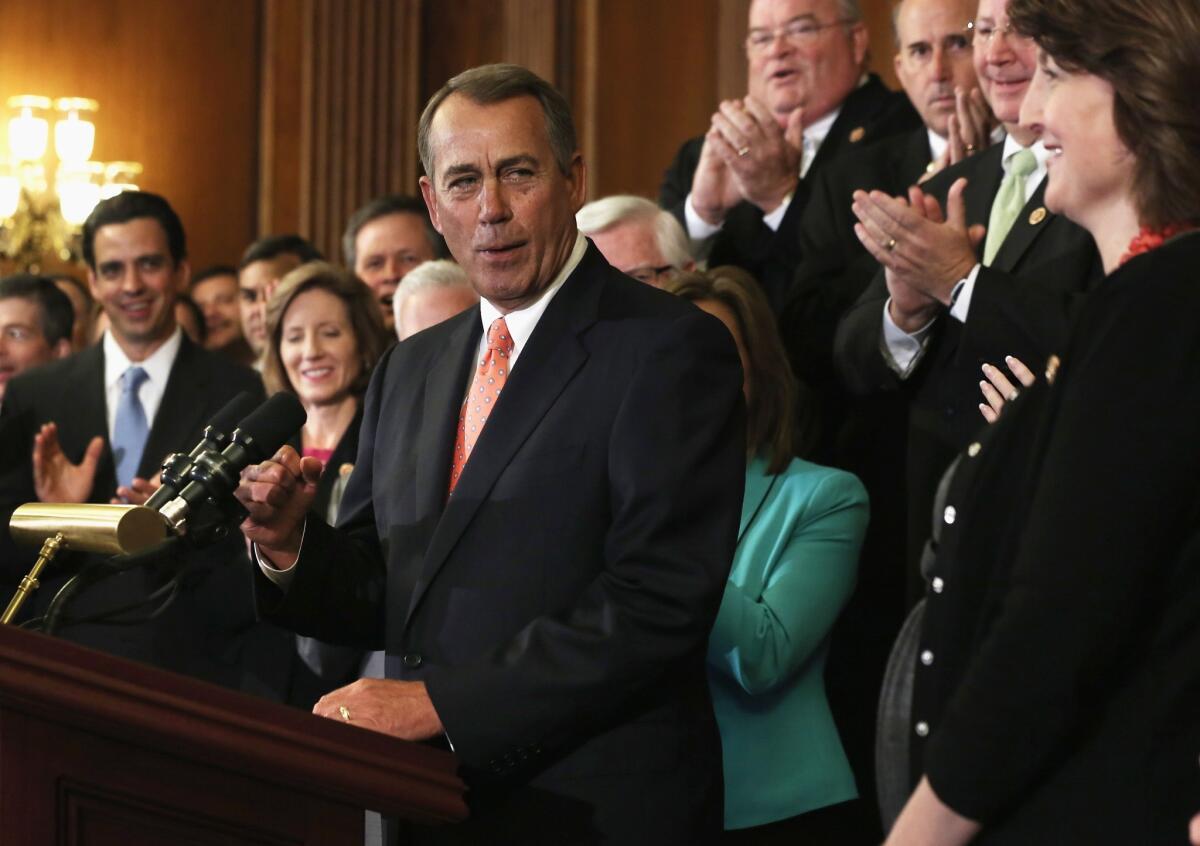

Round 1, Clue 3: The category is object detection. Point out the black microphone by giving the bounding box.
[158,392,307,536]
[144,391,259,511]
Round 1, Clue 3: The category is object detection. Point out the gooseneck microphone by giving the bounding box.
[144,391,259,511]
[158,392,307,537]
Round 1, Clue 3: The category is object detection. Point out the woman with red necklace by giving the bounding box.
[881,0,1200,842]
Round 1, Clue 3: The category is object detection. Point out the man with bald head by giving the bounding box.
[660,0,920,310]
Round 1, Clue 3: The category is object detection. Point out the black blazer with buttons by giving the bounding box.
[832,143,1104,585]
[909,232,1200,843]
[256,244,746,845]
[659,75,921,311]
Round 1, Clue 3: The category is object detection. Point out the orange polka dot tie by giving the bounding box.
[448,317,514,495]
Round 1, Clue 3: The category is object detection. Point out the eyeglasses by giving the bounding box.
[967,19,1023,46]
[745,18,854,54]
[626,265,678,286]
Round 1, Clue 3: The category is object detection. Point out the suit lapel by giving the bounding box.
[991,177,1054,273]
[412,314,480,521]
[404,251,602,628]
[140,338,209,480]
[963,144,1006,233]
[898,128,933,187]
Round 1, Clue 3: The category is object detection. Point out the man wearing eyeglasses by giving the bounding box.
[577,195,696,288]
[659,0,920,312]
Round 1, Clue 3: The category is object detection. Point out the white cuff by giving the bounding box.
[684,192,724,241]
[882,300,938,377]
[254,520,307,589]
[948,263,983,323]
[760,193,793,232]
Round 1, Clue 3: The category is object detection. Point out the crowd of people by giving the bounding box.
[0,0,1197,842]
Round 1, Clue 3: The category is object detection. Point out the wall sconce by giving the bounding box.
[1,94,142,272]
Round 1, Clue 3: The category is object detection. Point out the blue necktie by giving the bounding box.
[113,366,150,488]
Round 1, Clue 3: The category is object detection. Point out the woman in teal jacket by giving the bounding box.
[668,267,869,843]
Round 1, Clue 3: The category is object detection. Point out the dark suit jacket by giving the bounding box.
[257,245,746,845]
[833,143,1103,591]
[0,335,285,694]
[659,74,921,311]
[915,232,1200,844]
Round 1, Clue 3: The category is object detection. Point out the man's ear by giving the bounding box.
[567,152,588,213]
[53,338,73,359]
[419,176,443,234]
[174,259,191,294]
[851,22,870,68]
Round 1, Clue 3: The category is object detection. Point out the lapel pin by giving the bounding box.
[1044,354,1061,384]
[339,462,355,477]
[1029,207,1047,225]
[848,126,866,143]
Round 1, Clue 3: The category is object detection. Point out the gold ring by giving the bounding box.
[1007,389,1019,402]
[339,705,351,722]
[737,145,751,158]
[885,237,897,251]
[965,143,977,153]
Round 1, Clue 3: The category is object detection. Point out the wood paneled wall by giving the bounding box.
[0,0,900,273]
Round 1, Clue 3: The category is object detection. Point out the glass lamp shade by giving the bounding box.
[57,161,104,225]
[7,95,52,161]
[0,174,20,218]
[53,98,99,163]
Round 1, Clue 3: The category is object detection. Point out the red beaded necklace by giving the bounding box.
[1119,223,1196,265]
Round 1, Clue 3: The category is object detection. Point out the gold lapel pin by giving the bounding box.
[339,462,355,477]
[849,126,865,143]
[1029,207,1047,225]
[1044,354,1061,384]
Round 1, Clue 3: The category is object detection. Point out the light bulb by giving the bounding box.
[0,175,20,218]
[9,108,49,161]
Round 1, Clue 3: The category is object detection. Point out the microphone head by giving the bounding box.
[204,391,260,442]
[232,392,307,462]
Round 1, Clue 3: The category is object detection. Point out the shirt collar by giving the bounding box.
[1001,134,1050,171]
[103,326,183,393]
[803,106,841,151]
[478,233,587,356]
[928,128,949,163]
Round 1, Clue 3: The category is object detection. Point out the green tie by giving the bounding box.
[983,147,1038,266]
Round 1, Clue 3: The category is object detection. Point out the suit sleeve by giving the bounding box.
[424,308,746,772]
[253,349,394,650]
[0,380,39,584]
[659,137,702,225]
[924,258,1200,822]
[707,469,867,695]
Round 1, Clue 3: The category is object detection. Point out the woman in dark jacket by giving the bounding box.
[882,0,1200,842]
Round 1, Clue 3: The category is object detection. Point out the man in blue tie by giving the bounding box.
[0,192,283,695]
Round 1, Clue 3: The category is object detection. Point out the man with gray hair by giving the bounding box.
[239,62,743,844]
[576,195,695,287]
[660,0,920,310]
[391,259,479,341]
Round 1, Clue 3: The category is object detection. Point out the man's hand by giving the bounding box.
[853,179,984,305]
[32,423,103,504]
[234,445,322,570]
[113,473,162,505]
[690,126,743,226]
[709,97,803,214]
[947,86,997,166]
[313,679,444,740]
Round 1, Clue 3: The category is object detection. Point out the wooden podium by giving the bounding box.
[0,624,467,843]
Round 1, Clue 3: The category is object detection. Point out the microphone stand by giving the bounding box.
[1,532,66,625]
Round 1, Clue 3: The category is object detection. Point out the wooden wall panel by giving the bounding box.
[0,0,259,271]
[259,0,423,261]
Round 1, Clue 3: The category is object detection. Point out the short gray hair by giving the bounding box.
[392,260,476,331]
[418,63,577,179]
[576,195,694,270]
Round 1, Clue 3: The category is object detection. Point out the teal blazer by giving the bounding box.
[707,455,869,829]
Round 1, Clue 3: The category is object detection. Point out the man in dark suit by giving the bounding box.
[237,64,745,845]
[659,0,920,311]
[777,1,981,831]
[833,0,1103,596]
[0,191,282,694]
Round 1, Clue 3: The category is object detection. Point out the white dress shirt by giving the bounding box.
[102,326,183,441]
